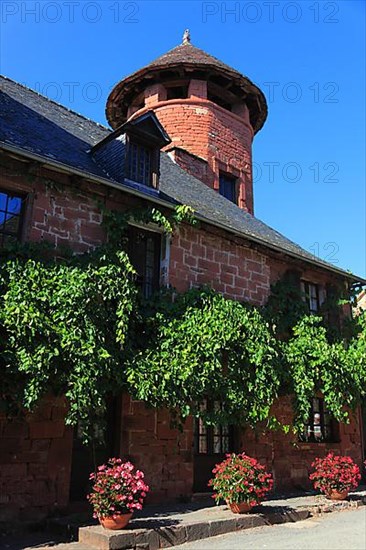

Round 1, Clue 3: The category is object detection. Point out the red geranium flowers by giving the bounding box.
[208,452,273,506]
[309,453,361,495]
[87,458,149,520]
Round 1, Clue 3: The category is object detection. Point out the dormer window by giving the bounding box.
[126,137,158,188]
[91,111,171,190]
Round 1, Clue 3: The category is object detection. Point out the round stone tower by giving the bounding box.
[106,31,267,215]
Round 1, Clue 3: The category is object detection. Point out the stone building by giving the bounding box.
[0,34,364,521]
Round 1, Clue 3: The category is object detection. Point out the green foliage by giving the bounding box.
[0,248,136,442]
[127,288,281,427]
[0,203,196,441]
[101,204,197,247]
[285,315,365,432]
[263,270,308,338]
[0,198,364,444]
[347,309,366,394]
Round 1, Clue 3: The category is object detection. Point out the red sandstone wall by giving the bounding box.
[169,224,270,305]
[131,99,254,213]
[239,397,363,492]
[0,160,362,515]
[0,396,72,522]
[1,166,146,254]
[168,148,210,187]
[116,394,363,503]
[120,395,193,503]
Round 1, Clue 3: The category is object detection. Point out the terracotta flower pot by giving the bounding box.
[227,501,252,514]
[99,512,133,530]
[326,490,349,501]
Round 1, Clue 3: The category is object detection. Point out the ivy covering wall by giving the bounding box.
[0,207,365,442]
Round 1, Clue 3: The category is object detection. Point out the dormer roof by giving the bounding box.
[91,111,171,153]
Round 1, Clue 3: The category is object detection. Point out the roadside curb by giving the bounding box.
[78,495,366,550]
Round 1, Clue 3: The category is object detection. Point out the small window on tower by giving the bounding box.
[166,85,189,100]
[219,173,237,204]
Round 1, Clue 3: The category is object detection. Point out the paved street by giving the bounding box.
[173,508,366,550]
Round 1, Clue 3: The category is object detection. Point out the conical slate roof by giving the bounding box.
[106,37,267,133]
[146,42,247,75]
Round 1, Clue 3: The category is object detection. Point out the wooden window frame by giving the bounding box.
[125,134,160,189]
[194,399,235,455]
[299,397,339,443]
[127,225,161,299]
[301,280,321,314]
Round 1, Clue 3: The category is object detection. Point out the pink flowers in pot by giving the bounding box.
[87,458,149,520]
[309,452,361,496]
[208,452,273,507]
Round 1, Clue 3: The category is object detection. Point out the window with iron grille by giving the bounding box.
[127,226,161,298]
[219,173,237,204]
[194,400,234,455]
[301,280,321,314]
[299,397,338,443]
[0,189,25,247]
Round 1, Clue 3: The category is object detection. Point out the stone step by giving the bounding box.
[78,508,310,550]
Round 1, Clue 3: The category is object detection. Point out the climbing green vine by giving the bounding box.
[127,288,281,427]
[0,202,365,442]
[285,315,364,432]
[0,248,136,441]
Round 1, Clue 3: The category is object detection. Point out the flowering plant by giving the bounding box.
[309,453,361,495]
[208,452,273,506]
[87,458,149,519]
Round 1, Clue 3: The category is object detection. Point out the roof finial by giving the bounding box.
[182,29,191,45]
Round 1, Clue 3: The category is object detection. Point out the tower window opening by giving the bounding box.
[166,85,189,100]
[207,92,232,112]
[219,173,238,204]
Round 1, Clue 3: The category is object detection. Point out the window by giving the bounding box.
[301,280,321,314]
[300,397,338,443]
[166,85,189,100]
[0,189,25,247]
[194,400,234,455]
[126,139,154,187]
[128,226,161,298]
[219,173,237,204]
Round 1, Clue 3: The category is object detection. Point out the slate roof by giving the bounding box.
[0,75,361,281]
[106,41,267,132]
[144,42,252,77]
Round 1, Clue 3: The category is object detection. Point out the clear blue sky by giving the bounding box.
[1,0,365,277]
